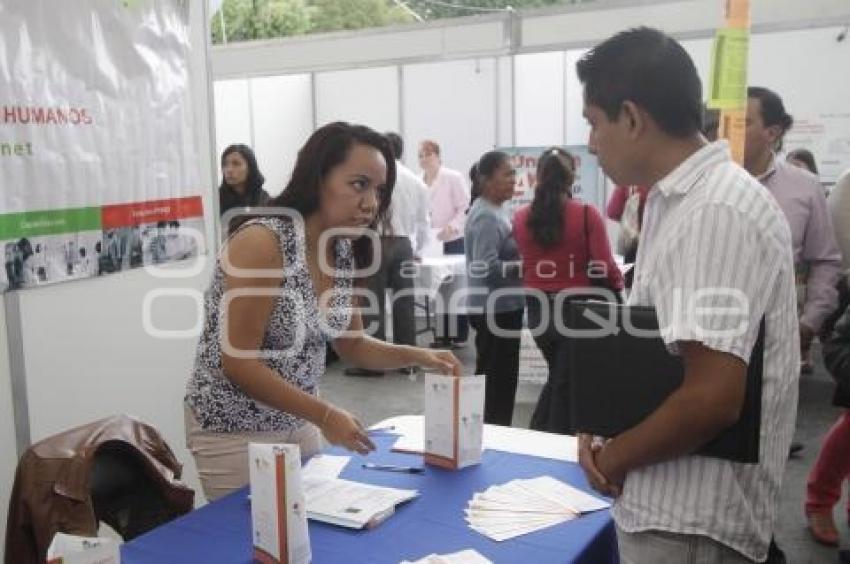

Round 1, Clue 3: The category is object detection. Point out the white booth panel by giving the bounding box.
[749,27,850,182]
[402,58,497,176]
[213,79,252,175]
[0,303,16,561]
[564,49,590,147]
[315,66,399,134]
[497,56,513,148]
[514,51,565,147]
[680,38,713,94]
[250,74,313,196]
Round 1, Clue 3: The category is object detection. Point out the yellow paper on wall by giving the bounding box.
[708,27,749,110]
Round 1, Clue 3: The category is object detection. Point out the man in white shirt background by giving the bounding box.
[345,132,430,377]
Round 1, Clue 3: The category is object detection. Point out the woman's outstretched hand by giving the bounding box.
[319,407,376,455]
[410,347,463,377]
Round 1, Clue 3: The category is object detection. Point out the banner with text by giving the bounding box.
[498,146,603,219]
[0,0,204,290]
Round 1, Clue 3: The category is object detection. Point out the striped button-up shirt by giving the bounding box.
[615,141,799,561]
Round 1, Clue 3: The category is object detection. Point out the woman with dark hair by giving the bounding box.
[513,148,623,433]
[787,148,819,176]
[465,151,524,425]
[218,144,271,234]
[186,122,462,501]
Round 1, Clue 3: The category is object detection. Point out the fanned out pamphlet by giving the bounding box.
[302,476,418,529]
[424,373,485,469]
[465,476,610,542]
[249,443,311,564]
[401,549,493,564]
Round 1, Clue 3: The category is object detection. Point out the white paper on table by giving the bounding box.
[382,415,577,463]
[46,533,120,564]
[469,514,573,542]
[303,477,418,529]
[301,454,350,481]
[482,425,578,463]
[464,476,609,542]
[401,549,493,564]
[514,476,610,513]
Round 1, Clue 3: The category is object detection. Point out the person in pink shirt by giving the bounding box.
[513,147,624,433]
[419,139,469,346]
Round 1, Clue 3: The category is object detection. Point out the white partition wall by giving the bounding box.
[402,58,497,175]
[749,27,850,181]
[563,49,589,147]
[213,78,252,165]
[250,74,314,196]
[497,56,514,147]
[0,304,15,561]
[514,51,565,147]
[316,66,400,134]
[211,0,850,185]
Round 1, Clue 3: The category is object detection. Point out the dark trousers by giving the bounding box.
[363,236,416,346]
[526,295,575,435]
[469,309,523,426]
[438,237,468,342]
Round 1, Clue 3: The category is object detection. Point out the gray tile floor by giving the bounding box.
[322,329,846,563]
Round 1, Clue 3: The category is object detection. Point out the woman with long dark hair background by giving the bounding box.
[218,144,271,234]
[513,147,623,433]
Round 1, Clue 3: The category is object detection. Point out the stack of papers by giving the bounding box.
[298,453,419,529]
[465,476,610,541]
[302,476,418,529]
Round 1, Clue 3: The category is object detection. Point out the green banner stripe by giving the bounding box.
[0,207,102,239]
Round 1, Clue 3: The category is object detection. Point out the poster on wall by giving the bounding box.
[784,113,850,184]
[0,0,204,291]
[498,146,602,218]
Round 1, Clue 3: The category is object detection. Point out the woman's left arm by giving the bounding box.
[333,308,463,376]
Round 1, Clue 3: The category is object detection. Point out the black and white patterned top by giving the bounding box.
[185,216,353,432]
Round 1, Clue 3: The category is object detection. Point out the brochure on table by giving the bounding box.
[424,374,485,469]
[249,443,311,564]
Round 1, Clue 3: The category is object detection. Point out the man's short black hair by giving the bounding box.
[385,132,403,160]
[577,27,703,138]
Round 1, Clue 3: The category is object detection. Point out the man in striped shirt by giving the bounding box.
[576,28,798,562]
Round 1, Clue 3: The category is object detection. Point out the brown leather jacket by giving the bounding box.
[4,415,194,564]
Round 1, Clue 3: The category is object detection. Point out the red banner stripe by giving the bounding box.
[101,196,204,230]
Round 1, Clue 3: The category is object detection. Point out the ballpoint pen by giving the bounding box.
[362,462,424,474]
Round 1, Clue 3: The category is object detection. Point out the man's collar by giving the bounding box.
[655,141,730,198]
[756,154,778,182]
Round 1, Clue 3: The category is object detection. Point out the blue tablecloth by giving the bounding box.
[121,435,616,563]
